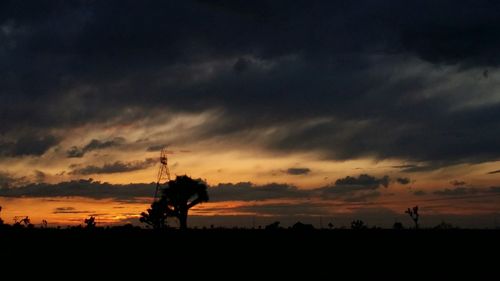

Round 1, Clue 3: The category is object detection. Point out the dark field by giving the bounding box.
[1,227,498,275]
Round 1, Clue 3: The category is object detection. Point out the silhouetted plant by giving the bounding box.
[41,220,48,228]
[405,206,420,229]
[140,200,169,230]
[351,219,367,230]
[0,206,3,225]
[328,222,334,230]
[265,221,281,230]
[84,216,96,228]
[141,175,209,230]
[393,221,404,230]
[433,221,455,230]
[13,216,31,228]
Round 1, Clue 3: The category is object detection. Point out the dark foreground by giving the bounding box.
[1,228,498,276]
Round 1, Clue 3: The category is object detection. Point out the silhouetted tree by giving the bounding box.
[328,222,334,230]
[84,216,96,228]
[140,200,168,230]
[351,220,367,230]
[141,175,209,230]
[405,206,420,229]
[0,206,3,225]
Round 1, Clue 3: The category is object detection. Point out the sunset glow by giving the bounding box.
[2,0,500,229]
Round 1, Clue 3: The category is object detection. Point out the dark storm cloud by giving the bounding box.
[0,179,304,201]
[0,179,155,199]
[285,168,311,176]
[0,173,392,202]
[2,0,500,166]
[69,158,156,175]
[0,135,59,157]
[67,137,125,158]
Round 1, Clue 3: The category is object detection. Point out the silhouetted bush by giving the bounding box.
[393,222,404,230]
[292,221,315,231]
[140,200,168,230]
[84,216,96,229]
[433,221,456,230]
[351,220,367,230]
[265,221,281,230]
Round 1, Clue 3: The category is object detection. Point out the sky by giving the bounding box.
[1,0,500,228]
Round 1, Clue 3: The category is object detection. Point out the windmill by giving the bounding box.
[154,148,172,201]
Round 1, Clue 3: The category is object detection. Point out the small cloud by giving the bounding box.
[487,169,500,175]
[285,167,311,176]
[396,177,411,185]
[53,207,92,214]
[34,170,46,182]
[233,57,252,73]
[391,164,418,169]
[392,164,439,173]
[413,190,426,196]
[434,187,479,196]
[146,144,166,152]
[450,180,466,186]
[335,174,390,188]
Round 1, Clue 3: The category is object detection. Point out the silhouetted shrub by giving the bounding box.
[433,221,455,230]
[351,220,367,230]
[265,221,281,230]
[140,200,168,230]
[84,216,96,228]
[292,221,315,231]
[393,222,404,230]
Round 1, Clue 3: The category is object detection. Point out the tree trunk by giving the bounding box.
[179,210,188,230]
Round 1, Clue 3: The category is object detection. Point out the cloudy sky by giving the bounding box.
[1,0,500,228]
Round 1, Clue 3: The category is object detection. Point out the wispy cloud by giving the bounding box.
[69,158,156,175]
[67,137,125,158]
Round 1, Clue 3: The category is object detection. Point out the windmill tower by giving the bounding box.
[154,148,172,200]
